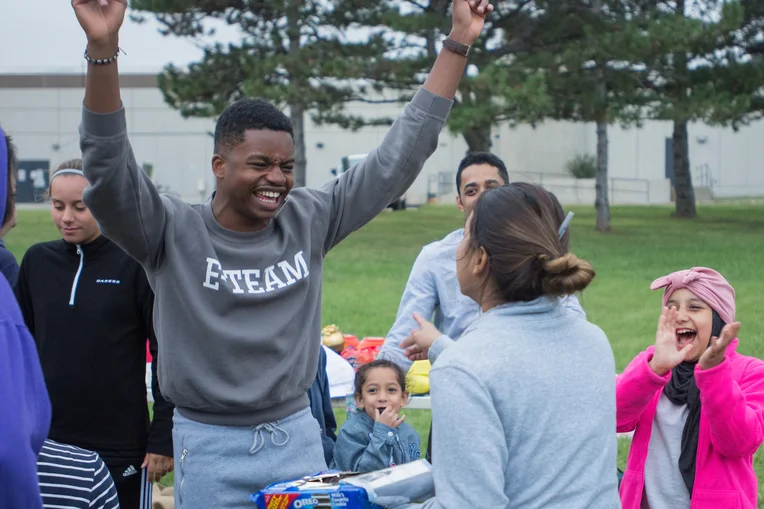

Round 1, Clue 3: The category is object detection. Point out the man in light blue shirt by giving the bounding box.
[378,152,586,461]
[378,152,509,372]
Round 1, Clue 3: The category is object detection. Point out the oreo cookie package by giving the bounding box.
[250,471,381,509]
[251,460,433,509]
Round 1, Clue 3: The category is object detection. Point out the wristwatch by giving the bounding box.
[442,37,471,57]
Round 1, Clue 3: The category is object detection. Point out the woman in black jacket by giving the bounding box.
[14,158,174,509]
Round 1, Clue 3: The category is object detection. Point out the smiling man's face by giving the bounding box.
[456,163,506,221]
[212,128,295,232]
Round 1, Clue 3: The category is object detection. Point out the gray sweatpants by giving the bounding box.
[172,407,327,508]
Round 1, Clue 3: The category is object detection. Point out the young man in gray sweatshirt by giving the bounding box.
[71,0,493,506]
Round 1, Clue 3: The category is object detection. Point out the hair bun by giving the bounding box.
[541,252,595,296]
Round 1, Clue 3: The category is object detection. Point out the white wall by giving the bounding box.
[1,82,762,205]
[0,87,218,203]
[493,121,590,176]
[590,120,764,196]
[0,85,470,205]
[689,123,764,197]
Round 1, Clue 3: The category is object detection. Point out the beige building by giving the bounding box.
[1,73,761,207]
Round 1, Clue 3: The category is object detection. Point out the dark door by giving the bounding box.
[664,137,674,186]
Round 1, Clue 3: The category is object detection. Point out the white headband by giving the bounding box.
[51,168,84,180]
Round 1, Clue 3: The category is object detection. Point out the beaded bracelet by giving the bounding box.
[83,47,124,66]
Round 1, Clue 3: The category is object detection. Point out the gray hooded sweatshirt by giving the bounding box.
[397,298,620,509]
[79,87,452,426]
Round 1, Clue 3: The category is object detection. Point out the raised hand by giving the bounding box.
[400,313,442,361]
[698,321,741,371]
[451,0,495,45]
[376,406,405,429]
[72,0,127,47]
[648,307,694,376]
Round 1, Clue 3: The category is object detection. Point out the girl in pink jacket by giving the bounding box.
[617,267,764,509]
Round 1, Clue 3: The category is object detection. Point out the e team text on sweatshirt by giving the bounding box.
[79,87,453,427]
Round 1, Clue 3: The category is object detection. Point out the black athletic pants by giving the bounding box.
[106,460,152,509]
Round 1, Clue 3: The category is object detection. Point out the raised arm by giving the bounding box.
[618,308,694,432]
[615,351,668,432]
[695,357,764,457]
[694,328,764,458]
[321,0,493,252]
[73,0,168,270]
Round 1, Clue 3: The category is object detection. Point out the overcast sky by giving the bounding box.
[1,2,240,74]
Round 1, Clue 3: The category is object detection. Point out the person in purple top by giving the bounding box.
[0,125,52,509]
[0,127,19,286]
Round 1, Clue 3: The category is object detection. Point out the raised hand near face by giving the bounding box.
[649,307,695,376]
[375,405,406,429]
[698,321,741,371]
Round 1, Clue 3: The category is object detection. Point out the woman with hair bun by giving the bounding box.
[394,183,619,509]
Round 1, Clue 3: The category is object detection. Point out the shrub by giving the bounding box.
[566,154,597,179]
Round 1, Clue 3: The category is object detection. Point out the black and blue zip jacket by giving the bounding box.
[308,346,338,466]
[13,235,173,464]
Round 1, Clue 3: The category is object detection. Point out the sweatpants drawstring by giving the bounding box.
[250,422,290,455]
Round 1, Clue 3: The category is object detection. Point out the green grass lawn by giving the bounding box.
[7,203,764,502]
[322,203,764,368]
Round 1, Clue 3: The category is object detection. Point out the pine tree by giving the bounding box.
[343,1,592,153]
[489,0,648,231]
[635,0,763,217]
[131,0,395,187]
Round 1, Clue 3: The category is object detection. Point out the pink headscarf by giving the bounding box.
[650,267,736,324]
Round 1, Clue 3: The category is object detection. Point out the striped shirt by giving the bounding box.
[37,440,120,509]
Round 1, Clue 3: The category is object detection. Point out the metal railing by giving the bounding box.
[695,164,716,198]
[427,174,438,200]
[438,171,455,196]
[430,170,654,204]
[509,171,653,204]
[429,172,457,201]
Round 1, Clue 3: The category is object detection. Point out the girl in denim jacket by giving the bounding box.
[331,360,420,472]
